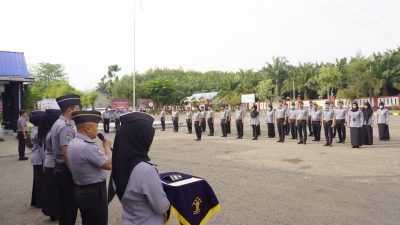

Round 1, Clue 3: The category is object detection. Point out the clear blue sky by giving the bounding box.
[1,0,399,91]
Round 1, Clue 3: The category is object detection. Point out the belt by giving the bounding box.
[76,180,106,188]
[297,119,306,121]
[336,119,345,121]
[324,120,333,122]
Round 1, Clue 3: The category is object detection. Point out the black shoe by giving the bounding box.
[208,134,213,136]
[337,141,342,143]
[277,140,282,143]
[297,141,303,144]
[252,138,256,140]
[236,137,241,139]
[50,216,58,222]
[22,157,28,160]
[312,139,317,141]
[195,138,201,141]
[323,143,329,146]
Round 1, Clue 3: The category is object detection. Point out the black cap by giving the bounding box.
[29,110,45,126]
[56,94,81,110]
[291,102,295,106]
[325,101,330,105]
[379,101,384,106]
[338,100,343,104]
[45,109,61,115]
[71,110,101,125]
[298,101,304,104]
[120,112,154,126]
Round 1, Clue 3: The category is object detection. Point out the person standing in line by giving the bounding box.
[250,104,260,140]
[67,110,112,225]
[51,94,81,225]
[362,102,374,145]
[235,104,245,139]
[275,100,287,143]
[321,101,336,147]
[266,104,275,138]
[311,103,322,142]
[102,108,111,133]
[160,107,166,131]
[348,102,364,148]
[114,109,123,130]
[112,112,170,225]
[284,103,290,135]
[29,110,46,208]
[207,106,215,136]
[200,107,207,132]
[193,106,202,141]
[377,101,390,141]
[186,107,193,134]
[172,106,179,132]
[335,100,348,143]
[17,110,29,160]
[225,106,231,134]
[288,102,298,140]
[308,100,314,137]
[220,106,227,137]
[39,109,61,221]
[296,101,308,144]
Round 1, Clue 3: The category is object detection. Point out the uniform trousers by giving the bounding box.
[267,123,275,138]
[236,119,243,138]
[323,121,333,145]
[54,163,78,225]
[194,121,202,140]
[336,119,346,142]
[285,120,290,135]
[308,118,314,136]
[226,120,231,134]
[251,125,258,140]
[220,120,227,137]
[17,131,27,159]
[103,119,110,133]
[277,118,285,142]
[31,164,44,208]
[74,180,108,225]
[186,119,192,134]
[115,118,121,130]
[161,118,165,131]
[42,167,60,219]
[201,118,206,132]
[173,118,179,132]
[289,119,297,139]
[312,121,321,141]
[297,120,307,143]
[207,118,214,136]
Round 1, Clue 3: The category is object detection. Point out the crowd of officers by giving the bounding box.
[17,94,170,225]
[158,100,391,148]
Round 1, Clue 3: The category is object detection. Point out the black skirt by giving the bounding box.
[378,124,390,140]
[267,123,275,138]
[42,167,60,218]
[350,127,363,147]
[31,165,44,208]
[362,125,373,145]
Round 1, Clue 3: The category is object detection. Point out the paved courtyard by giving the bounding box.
[0,115,399,225]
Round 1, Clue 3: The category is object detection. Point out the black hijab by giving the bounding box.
[251,105,259,118]
[351,102,359,112]
[38,109,60,147]
[112,112,155,200]
[363,102,373,122]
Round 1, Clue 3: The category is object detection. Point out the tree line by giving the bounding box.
[103,47,399,107]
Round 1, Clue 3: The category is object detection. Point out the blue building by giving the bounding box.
[0,51,33,130]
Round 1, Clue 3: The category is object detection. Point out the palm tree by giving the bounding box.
[262,57,289,100]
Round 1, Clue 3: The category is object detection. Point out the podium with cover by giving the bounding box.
[160,172,221,225]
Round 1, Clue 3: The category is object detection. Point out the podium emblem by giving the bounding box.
[192,197,202,215]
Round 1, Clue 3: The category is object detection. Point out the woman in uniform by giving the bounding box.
[266,104,275,138]
[362,102,373,145]
[250,104,260,140]
[348,102,364,148]
[29,110,45,208]
[377,101,390,141]
[38,109,61,221]
[112,112,170,225]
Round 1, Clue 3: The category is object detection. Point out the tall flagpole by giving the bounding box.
[133,0,136,110]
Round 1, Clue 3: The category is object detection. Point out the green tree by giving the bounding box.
[30,63,68,92]
[97,64,121,97]
[143,77,176,107]
[316,65,342,99]
[256,79,274,101]
[81,90,99,109]
[263,57,289,100]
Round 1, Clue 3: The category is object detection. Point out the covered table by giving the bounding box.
[160,172,221,225]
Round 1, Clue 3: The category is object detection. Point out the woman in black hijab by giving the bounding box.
[348,102,364,148]
[38,109,61,221]
[112,112,170,225]
[362,102,373,145]
[250,104,260,140]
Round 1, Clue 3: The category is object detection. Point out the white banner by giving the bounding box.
[37,99,60,110]
[241,94,255,103]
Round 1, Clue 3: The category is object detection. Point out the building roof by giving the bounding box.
[0,51,29,77]
[185,92,218,101]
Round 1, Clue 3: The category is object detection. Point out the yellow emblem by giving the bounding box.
[192,197,202,215]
